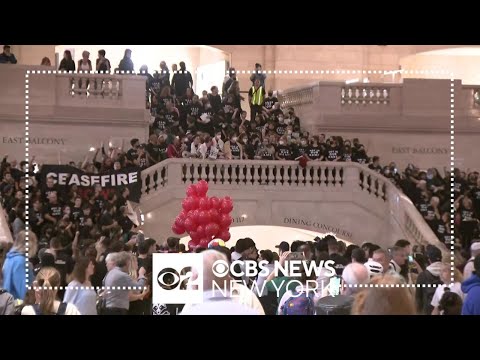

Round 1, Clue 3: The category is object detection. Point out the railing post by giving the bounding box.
[342,165,360,191]
[167,161,184,186]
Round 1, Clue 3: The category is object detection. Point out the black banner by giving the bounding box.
[40,165,142,203]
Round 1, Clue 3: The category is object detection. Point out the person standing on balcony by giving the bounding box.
[58,50,75,72]
[40,57,51,66]
[96,49,111,73]
[154,61,170,93]
[0,45,17,64]
[249,63,266,88]
[222,67,236,99]
[77,51,92,72]
[118,49,134,73]
[248,78,265,124]
[171,61,193,97]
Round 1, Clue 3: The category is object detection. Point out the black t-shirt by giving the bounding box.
[94,194,106,213]
[126,148,138,162]
[147,143,167,162]
[208,94,222,113]
[264,96,278,110]
[417,200,430,217]
[164,110,179,128]
[276,145,292,160]
[157,96,174,112]
[118,215,134,234]
[295,145,309,158]
[229,142,241,158]
[307,145,322,160]
[470,186,480,213]
[71,207,83,222]
[275,124,287,136]
[262,148,275,160]
[153,117,168,132]
[342,152,353,162]
[180,96,194,108]
[353,152,369,164]
[326,147,342,161]
[44,202,63,220]
[460,207,476,223]
[43,185,60,203]
[137,153,148,169]
[187,103,203,118]
[99,212,114,228]
[368,164,382,173]
[137,256,153,275]
[329,253,349,276]
[454,178,467,197]
[54,250,74,288]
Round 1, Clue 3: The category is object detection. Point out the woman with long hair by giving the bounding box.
[63,256,97,315]
[58,50,76,72]
[431,265,464,315]
[2,230,37,300]
[21,267,80,315]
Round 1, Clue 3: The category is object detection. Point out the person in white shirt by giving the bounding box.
[63,256,97,315]
[431,264,464,315]
[464,241,480,280]
[22,267,81,315]
[190,135,202,158]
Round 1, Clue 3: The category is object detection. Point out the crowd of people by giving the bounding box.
[1,48,479,315]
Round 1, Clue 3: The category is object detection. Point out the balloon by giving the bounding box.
[182,197,192,212]
[190,196,200,210]
[198,210,211,225]
[196,225,206,239]
[220,199,233,214]
[175,216,185,229]
[219,213,232,228]
[172,224,184,235]
[196,180,209,197]
[188,239,198,251]
[209,196,220,210]
[190,209,201,224]
[218,230,231,241]
[189,231,199,241]
[184,217,196,232]
[186,184,198,197]
[208,208,221,224]
[199,196,210,210]
[224,196,232,203]
[178,211,188,221]
[198,238,210,248]
[205,222,220,238]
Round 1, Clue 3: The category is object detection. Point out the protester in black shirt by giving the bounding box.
[263,90,278,114]
[368,156,382,173]
[275,137,293,160]
[326,139,343,162]
[208,86,222,113]
[306,136,323,161]
[126,138,140,166]
[58,50,75,72]
[171,61,193,97]
[118,49,134,73]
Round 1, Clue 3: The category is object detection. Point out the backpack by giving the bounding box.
[281,290,315,315]
[32,303,68,315]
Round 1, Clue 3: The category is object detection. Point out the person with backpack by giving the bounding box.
[415,245,444,315]
[277,260,319,315]
[21,267,81,315]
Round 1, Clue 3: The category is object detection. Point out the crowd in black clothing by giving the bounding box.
[1,51,478,315]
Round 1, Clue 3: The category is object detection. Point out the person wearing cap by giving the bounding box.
[464,241,480,280]
[275,241,289,256]
[415,245,444,315]
[461,254,480,315]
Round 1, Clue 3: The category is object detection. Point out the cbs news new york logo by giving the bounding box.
[152,253,204,304]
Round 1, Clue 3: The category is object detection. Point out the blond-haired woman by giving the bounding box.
[351,274,416,315]
[2,230,37,300]
[431,264,464,315]
[21,267,80,315]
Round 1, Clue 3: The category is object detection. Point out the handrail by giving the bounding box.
[140,159,444,251]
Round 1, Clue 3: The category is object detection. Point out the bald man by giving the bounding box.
[342,263,370,296]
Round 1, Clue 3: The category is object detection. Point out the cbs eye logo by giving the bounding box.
[157,267,193,291]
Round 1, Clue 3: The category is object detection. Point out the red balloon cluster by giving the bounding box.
[171,180,233,249]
